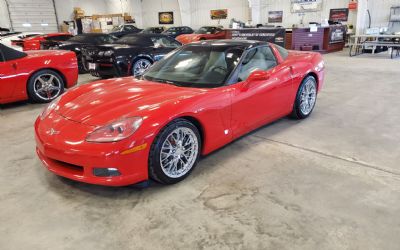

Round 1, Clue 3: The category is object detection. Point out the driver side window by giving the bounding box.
[237,46,277,82]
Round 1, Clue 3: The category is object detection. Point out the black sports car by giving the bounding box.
[162,26,194,38]
[141,27,165,34]
[109,24,142,38]
[82,33,181,78]
[44,33,118,73]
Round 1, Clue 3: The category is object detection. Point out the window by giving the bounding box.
[275,45,289,60]
[237,46,277,82]
[143,45,244,88]
[124,25,136,31]
[151,36,181,48]
[46,35,72,41]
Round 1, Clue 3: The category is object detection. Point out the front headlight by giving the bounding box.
[86,117,143,143]
[315,61,325,72]
[40,97,60,120]
[104,50,114,57]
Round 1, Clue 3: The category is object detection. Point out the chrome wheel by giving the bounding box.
[299,78,317,115]
[160,127,199,179]
[133,59,151,76]
[33,74,62,101]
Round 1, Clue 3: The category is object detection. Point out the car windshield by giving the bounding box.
[195,27,214,34]
[143,45,244,88]
[68,35,94,43]
[111,25,122,32]
[114,36,152,46]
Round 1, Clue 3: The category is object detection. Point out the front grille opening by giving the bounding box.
[52,159,84,175]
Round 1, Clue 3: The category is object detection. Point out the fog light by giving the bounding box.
[93,168,121,177]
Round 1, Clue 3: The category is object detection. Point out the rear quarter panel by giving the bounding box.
[10,51,78,101]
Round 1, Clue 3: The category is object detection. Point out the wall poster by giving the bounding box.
[159,12,174,24]
[210,9,228,20]
[268,11,283,23]
[291,0,323,13]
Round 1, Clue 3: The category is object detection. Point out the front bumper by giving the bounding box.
[34,113,149,186]
[83,56,129,78]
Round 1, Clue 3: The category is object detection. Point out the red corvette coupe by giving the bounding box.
[13,33,73,51]
[0,44,78,104]
[176,26,226,44]
[35,40,324,186]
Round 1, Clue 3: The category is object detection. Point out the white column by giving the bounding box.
[177,0,191,27]
[355,0,368,35]
[249,0,262,26]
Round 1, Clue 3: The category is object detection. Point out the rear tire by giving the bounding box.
[27,69,65,103]
[290,76,317,119]
[132,58,152,77]
[149,119,201,185]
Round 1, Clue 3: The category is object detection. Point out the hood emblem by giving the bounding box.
[48,128,60,136]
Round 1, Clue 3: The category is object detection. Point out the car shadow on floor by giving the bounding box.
[44,116,302,198]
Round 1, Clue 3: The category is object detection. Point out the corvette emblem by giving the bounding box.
[48,128,60,135]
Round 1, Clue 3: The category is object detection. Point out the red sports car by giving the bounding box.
[35,40,325,186]
[13,33,73,51]
[0,44,78,104]
[176,26,226,44]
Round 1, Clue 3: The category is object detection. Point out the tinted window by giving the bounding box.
[97,35,117,44]
[46,35,72,41]
[275,45,289,60]
[196,27,216,34]
[124,25,136,31]
[151,36,180,48]
[115,36,153,46]
[143,45,244,88]
[238,46,277,81]
[68,35,94,43]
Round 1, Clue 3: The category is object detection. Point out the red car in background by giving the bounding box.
[176,26,226,44]
[0,44,78,104]
[35,40,325,187]
[13,33,73,51]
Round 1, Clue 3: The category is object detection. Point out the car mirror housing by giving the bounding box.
[242,70,270,90]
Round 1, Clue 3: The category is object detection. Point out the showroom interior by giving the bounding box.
[0,0,399,249]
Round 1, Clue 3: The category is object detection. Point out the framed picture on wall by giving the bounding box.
[268,11,283,23]
[210,9,228,20]
[159,12,174,24]
[329,8,349,22]
[291,0,322,13]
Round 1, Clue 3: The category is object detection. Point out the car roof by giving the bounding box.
[124,33,169,38]
[189,39,269,49]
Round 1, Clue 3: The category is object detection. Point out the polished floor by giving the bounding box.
[1,50,399,250]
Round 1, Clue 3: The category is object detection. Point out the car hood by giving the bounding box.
[56,77,204,126]
[176,34,201,43]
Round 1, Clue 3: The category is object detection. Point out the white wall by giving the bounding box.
[367,0,400,28]
[141,0,182,27]
[0,0,11,28]
[189,0,250,29]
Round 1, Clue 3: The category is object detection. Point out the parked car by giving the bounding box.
[13,33,73,51]
[109,24,142,38]
[35,40,325,186]
[0,44,78,104]
[44,33,118,73]
[141,27,165,34]
[82,33,181,78]
[176,26,226,44]
[0,32,43,51]
[163,26,194,38]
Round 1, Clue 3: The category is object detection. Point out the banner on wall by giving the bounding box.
[329,8,349,22]
[227,28,286,48]
[268,11,283,23]
[210,9,228,20]
[291,0,323,13]
[159,12,174,24]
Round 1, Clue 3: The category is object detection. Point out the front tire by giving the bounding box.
[27,69,65,103]
[149,119,201,184]
[290,76,317,119]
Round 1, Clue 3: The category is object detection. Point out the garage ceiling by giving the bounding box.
[5,0,58,32]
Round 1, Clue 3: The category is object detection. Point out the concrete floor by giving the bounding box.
[0,50,399,250]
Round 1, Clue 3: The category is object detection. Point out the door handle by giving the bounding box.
[12,62,18,70]
[289,66,294,75]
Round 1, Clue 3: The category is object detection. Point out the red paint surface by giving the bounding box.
[0,50,78,104]
[35,45,324,186]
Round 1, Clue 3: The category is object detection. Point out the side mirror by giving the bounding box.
[242,70,270,90]
[247,70,270,82]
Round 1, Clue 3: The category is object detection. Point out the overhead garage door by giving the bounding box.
[6,0,58,32]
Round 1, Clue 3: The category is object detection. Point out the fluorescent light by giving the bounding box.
[22,23,32,27]
[41,23,49,26]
